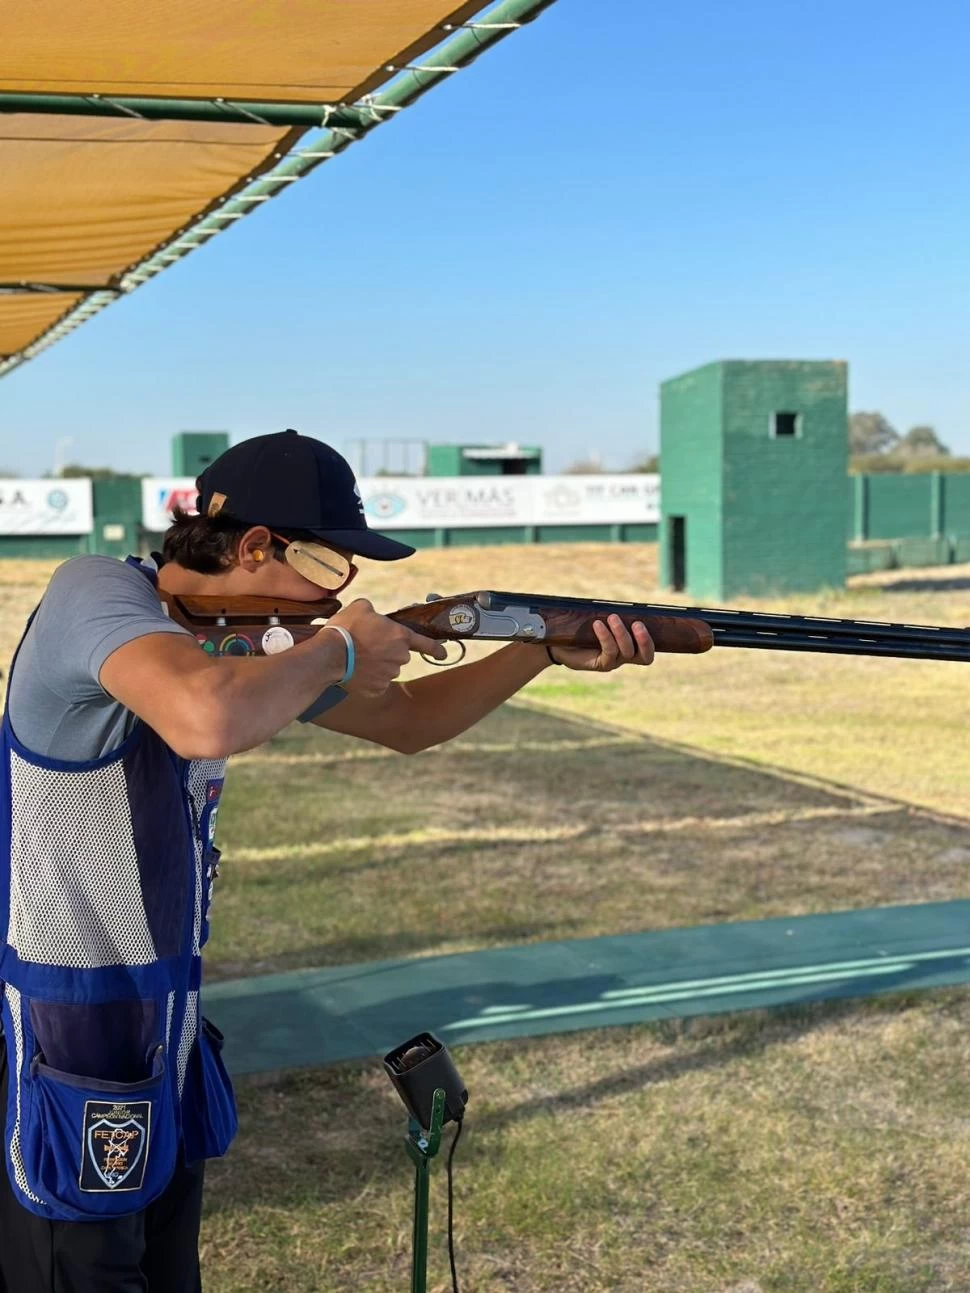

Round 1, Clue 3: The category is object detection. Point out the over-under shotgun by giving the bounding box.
[161,589,970,664]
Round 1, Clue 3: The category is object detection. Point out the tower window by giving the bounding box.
[771,411,801,438]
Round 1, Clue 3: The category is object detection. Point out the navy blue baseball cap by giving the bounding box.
[196,429,414,561]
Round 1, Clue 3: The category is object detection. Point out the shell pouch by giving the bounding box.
[23,1045,177,1221]
[181,1016,238,1165]
[7,996,179,1221]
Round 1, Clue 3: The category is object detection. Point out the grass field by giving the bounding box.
[3,545,970,1291]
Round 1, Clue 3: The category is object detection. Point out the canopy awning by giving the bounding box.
[0,0,554,375]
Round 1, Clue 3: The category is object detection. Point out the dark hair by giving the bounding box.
[161,507,291,574]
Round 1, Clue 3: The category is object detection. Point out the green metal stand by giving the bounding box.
[403,1088,446,1293]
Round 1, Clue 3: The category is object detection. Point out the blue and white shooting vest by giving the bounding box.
[0,558,237,1220]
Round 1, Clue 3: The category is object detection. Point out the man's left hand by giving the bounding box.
[547,615,655,672]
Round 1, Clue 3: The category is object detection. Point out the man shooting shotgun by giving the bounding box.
[0,430,654,1293]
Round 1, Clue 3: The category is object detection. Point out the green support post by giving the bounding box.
[403,1088,446,1293]
[930,471,943,539]
[853,474,869,542]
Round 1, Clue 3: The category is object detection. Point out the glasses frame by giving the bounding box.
[269,530,359,595]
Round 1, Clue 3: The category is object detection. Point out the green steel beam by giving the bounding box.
[0,92,375,130]
[0,0,557,378]
[0,282,121,295]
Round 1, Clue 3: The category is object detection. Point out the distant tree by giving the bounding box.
[627,454,659,473]
[849,412,899,456]
[897,425,950,458]
[0,468,20,478]
[849,453,970,475]
[562,456,604,474]
[849,454,903,475]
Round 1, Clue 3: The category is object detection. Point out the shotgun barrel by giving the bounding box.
[476,591,970,663]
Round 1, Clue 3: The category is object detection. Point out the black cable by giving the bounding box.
[447,1117,464,1293]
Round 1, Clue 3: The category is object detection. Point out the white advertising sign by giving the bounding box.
[141,473,661,532]
[361,477,535,529]
[141,478,200,532]
[0,479,93,534]
[360,474,661,529]
[532,475,660,527]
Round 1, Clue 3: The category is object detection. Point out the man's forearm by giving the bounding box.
[319,643,550,754]
[395,644,552,752]
[206,628,347,754]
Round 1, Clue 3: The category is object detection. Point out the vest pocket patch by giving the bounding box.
[24,1047,178,1219]
[80,1097,151,1192]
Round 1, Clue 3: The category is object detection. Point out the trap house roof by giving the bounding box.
[0,0,555,374]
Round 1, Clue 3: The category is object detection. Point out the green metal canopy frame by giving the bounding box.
[0,0,557,380]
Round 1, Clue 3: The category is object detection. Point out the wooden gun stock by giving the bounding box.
[162,589,714,657]
[160,592,340,655]
[389,593,714,654]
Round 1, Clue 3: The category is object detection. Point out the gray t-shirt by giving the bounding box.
[7,555,190,760]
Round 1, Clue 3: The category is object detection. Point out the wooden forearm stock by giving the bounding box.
[389,597,714,653]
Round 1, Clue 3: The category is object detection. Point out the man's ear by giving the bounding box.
[238,526,273,571]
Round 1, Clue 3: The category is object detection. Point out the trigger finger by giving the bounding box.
[410,631,448,660]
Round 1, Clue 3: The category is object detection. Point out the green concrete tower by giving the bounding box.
[659,360,848,600]
[171,431,230,477]
[425,443,542,476]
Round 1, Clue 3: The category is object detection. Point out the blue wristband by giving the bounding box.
[325,625,355,686]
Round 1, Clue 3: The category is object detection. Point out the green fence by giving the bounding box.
[846,472,970,543]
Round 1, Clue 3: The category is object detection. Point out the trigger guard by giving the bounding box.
[421,641,466,667]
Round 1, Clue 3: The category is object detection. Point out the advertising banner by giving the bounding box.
[141,478,200,532]
[0,479,93,534]
[359,474,660,529]
[141,474,661,532]
[531,475,660,527]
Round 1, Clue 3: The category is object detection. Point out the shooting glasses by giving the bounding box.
[269,531,358,594]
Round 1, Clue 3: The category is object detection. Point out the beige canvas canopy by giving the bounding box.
[0,0,553,373]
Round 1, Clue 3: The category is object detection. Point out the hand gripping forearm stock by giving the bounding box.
[160,589,970,664]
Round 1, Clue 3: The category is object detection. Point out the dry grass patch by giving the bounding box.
[203,992,970,1292]
[206,703,968,980]
[4,548,970,1291]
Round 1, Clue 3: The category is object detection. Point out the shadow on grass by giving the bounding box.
[864,574,970,594]
[204,988,953,1217]
[207,915,590,982]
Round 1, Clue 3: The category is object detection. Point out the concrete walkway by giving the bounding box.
[206,900,970,1075]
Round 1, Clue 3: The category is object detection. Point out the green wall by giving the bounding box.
[0,535,88,558]
[658,362,723,597]
[847,474,970,544]
[865,474,934,539]
[941,476,970,534]
[660,359,847,598]
[426,444,542,477]
[722,361,847,596]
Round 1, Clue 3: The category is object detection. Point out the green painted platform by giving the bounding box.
[206,901,970,1075]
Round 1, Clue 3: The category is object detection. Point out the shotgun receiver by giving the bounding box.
[160,589,970,663]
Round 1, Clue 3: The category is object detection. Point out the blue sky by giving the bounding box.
[2,0,968,477]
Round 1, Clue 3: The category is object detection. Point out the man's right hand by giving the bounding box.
[325,599,447,697]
